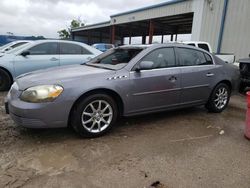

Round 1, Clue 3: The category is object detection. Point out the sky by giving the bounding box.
[0,0,169,38]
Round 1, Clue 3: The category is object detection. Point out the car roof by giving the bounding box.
[118,43,209,51]
[30,39,88,45]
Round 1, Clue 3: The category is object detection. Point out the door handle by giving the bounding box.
[169,76,177,82]
[206,73,214,77]
[50,57,59,61]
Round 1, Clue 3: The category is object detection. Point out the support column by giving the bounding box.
[100,32,103,43]
[175,34,178,41]
[148,20,154,44]
[161,35,164,43]
[71,32,75,40]
[87,31,91,45]
[142,35,146,44]
[170,34,173,41]
[110,25,115,44]
[129,36,132,44]
[120,36,124,45]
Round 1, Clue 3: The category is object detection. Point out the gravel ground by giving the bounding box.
[0,92,250,188]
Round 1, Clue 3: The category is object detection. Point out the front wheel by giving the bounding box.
[0,69,12,91]
[71,94,118,138]
[206,83,231,113]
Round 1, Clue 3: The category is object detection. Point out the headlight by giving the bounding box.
[20,85,63,103]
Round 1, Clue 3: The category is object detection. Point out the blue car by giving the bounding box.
[0,40,101,91]
[92,43,115,52]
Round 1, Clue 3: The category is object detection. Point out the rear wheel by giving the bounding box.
[206,83,230,113]
[0,69,12,91]
[71,94,118,137]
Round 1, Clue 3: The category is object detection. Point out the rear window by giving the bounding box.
[198,43,210,52]
[177,48,207,66]
[187,43,195,47]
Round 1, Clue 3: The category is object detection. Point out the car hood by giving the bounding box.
[16,65,113,90]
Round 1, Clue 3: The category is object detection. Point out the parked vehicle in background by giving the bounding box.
[0,40,30,53]
[238,55,250,91]
[0,40,102,91]
[183,41,235,64]
[5,44,239,137]
[92,43,115,52]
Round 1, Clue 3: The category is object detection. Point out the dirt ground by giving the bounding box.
[0,92,250,188]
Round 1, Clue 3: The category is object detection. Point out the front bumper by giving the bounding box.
[6,84,72,128]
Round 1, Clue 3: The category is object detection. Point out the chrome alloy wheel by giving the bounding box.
[81,100,113,133]
[214,87,228,109]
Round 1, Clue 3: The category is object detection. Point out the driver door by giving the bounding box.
[13,42,60,77]
[128,47,181,114]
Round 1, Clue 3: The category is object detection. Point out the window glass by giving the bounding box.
[187,43,195,47]
[178,48,207,66]
[60,43,91,55]
[99,49,140,64]
[204,53,213,64]
[86,48,143,70]
[28,42,58,55]
[11,42,27,49]
[140,48,175,69]
[105,44,113,49]
[198,43,210,52]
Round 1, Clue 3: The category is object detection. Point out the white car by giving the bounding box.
[0,40,102,91]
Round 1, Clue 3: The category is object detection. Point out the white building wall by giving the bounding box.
[199,0,225,52]
[221,0,250,59]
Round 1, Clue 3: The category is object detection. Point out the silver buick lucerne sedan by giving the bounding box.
[5,44,239,137]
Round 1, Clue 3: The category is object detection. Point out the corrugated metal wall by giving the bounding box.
[111,1,193,25]
[199,0,250,60]
[221,0,250,59]
[199,0,224,53]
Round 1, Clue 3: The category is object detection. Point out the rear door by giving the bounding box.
[176,47,216,104]
[128,47,181,113]
[59,42,94,66]
[14,42,59,76]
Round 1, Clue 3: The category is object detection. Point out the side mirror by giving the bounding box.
[20,50,30,57]
[138,61,154,71]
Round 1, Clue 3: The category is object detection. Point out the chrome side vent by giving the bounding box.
[107,75,128,80]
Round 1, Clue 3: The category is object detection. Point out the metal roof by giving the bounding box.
[71,21,110,32]
[110,0,187,17]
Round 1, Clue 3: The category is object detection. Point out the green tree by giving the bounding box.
[58,19,84,39]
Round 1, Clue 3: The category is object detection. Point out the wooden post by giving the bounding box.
[175,34,178,41]
[148,20,154,44]
[161,35,164,43]
[110,25,115,44]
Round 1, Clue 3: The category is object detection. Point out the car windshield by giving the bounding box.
[85,48,143,70]
[0,42,15,50]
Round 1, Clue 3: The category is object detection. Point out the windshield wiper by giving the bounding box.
[84,63,114,70]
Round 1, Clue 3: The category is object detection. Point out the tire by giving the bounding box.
[239,82,247,93]
[240,63,250,77]
[206,83,231,113]
[71,94,118,138]
[0,69,12,91]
